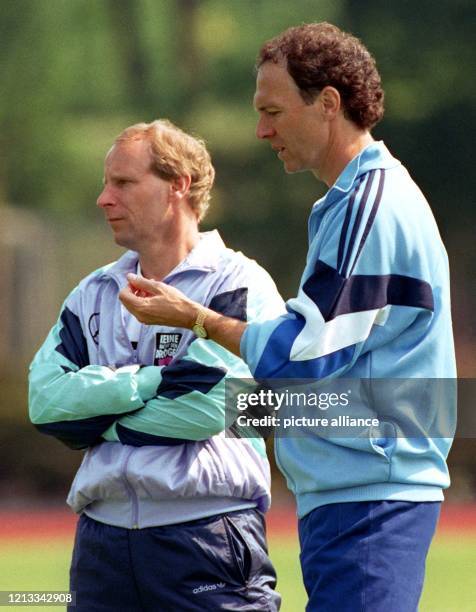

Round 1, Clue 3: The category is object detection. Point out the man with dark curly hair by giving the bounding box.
[120,23,456,612]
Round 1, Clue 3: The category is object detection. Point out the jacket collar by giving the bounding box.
[166,230,225,277]
[317,141,400,207]
[100,230,226,283]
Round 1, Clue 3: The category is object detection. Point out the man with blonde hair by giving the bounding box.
[29,119,283,611]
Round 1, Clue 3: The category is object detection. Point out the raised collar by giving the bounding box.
[319,141,401,207]
[166,229,225,277]
[100,229,226,283]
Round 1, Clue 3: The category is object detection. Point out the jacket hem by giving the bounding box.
[296,484,444,519]
[81,496,257,529]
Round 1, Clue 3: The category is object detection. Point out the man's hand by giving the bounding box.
[119,274,198,328]
[119,273,245,357]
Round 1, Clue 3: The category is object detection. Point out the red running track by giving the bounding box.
[1,504,475,542]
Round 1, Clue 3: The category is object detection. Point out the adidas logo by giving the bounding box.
[192,582,226,594]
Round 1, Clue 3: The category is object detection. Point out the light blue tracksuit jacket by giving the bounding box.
[241,142,457,518]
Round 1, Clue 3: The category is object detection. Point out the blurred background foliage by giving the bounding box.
[1,0,475,502]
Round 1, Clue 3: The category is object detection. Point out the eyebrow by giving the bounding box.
[253,95,279,112]
[255,104,281,113]
[103,172,137,184]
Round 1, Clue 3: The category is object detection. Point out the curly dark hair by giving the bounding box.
[257,23,384,130]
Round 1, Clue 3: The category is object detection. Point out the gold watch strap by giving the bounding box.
[195,308,207,328]
[192,307,209,338]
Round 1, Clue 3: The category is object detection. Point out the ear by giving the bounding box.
[318,86,341,120]
[169,175,191,201]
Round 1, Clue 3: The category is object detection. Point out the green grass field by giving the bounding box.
[1,534,475,611]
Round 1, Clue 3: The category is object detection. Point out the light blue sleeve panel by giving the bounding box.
[28,292,163,449]
[104,338,247,442]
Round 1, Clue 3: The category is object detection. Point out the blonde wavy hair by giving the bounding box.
[115,119,215,221]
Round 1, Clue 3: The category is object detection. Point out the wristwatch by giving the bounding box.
[192,308,208,339]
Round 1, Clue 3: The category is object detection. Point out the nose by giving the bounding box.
[256,116,276,140]
[97,184,113,209]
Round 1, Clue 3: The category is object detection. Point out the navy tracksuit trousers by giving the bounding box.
[69,508,280,611]
[299,500,441,612]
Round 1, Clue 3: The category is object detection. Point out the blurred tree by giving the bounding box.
[105,0,150,111]
[176,0,202,107]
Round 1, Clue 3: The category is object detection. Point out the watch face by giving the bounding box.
[193,324,208,339]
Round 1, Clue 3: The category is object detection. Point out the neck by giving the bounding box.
[138,217,200,281]
[314,124,374,187]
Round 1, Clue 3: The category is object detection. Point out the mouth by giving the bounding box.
[272,146,286,158]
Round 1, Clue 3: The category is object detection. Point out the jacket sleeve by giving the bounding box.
[241,168,436,379]
[28,289,163,449]
[103,265,286,444]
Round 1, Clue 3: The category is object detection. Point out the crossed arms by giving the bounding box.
[29,273,284,449]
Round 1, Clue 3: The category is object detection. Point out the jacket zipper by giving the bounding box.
[121,447,139,529]
[110,271,152,529]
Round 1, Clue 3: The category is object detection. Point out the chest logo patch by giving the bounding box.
[88,312,100,345]
[154,332,182,366]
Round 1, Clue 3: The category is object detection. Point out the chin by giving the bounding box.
[112,233,124,246]
[281,154,303,172]
[113,233,132,249]
[284,163,305,174]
